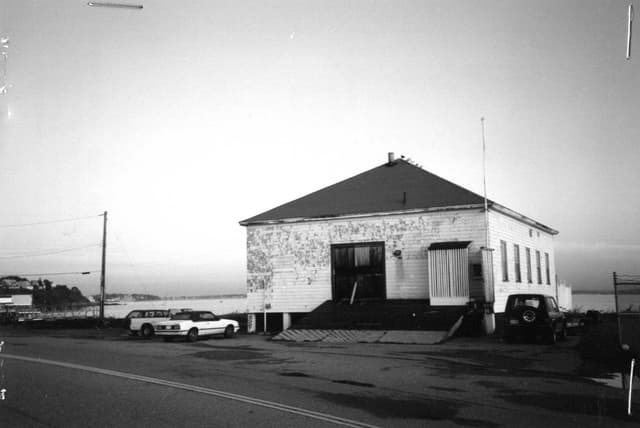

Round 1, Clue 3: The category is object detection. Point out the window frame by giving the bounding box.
[536,250,542,284]
[545,252,551,285]
[500,240,509,282]
[526,248,532,283]
[513,244,521,283]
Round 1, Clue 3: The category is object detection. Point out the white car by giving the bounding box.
[155,311,240,342]
[124,308,189,338]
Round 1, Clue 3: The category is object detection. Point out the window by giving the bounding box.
[513,244,521,283]
[526,248,532,283]
[511,295,542,309]
[545,252,551,285]
[536,250,542,284]
[500,240,509,281]
[546,296,559,312]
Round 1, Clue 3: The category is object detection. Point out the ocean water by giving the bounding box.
[572,293,640,313]
[104,297,247,318]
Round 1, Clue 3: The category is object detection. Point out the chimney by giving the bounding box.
[388,152,395,164]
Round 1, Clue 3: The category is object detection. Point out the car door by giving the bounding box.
[196,312,215,335]
[209,313,225,334]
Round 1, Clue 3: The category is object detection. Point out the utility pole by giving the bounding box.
[99,211,107,326]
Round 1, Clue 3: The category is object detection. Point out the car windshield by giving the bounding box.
[512,296,542,309]
[171,312,194,320]
[126,311,142,319]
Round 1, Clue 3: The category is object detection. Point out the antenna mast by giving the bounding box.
[481,117,490,248]
[628,4,634,60]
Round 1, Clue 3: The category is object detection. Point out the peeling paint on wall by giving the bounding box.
[245,210,488,313]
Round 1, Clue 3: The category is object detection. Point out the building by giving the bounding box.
[240,154,558,332]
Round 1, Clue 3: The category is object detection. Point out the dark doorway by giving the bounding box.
[331,242,386,301]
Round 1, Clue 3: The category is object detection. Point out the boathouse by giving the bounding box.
[240,153,558,332]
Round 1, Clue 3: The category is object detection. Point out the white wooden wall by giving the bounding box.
[246,209,487,313]
[488,210,557,313]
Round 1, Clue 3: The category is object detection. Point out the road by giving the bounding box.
[0,327,638,427]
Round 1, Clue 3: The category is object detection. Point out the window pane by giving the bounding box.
[354,246,370,267]
[514,244,521,283]
[500,240,509,281]
[545,252,551,285]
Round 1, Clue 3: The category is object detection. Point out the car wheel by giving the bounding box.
[163,337,174,342]
[187,328,198,342]
[224,325,235,338]
[140,324,154,339]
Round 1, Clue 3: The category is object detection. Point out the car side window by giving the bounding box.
[199,313,215,320]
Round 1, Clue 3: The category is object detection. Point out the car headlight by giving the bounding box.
[171,324,180,330]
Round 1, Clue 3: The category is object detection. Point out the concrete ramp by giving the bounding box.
[272,329,447,344]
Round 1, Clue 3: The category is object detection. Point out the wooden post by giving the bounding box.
[99,211,107,326]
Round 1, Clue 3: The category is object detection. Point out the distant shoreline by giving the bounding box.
[161,294,246,300]
[572,291,614,295]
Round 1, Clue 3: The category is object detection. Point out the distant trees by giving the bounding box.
[32,282,90,307]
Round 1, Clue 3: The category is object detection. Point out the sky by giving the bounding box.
[0,0,638,296]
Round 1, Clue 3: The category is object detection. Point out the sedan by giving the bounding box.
[155,311,240,342]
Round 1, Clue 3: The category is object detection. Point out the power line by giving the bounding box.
[0,244,100,259]
[0,214,102,228]
[1,271,98,277]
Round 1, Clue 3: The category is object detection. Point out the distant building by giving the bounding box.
[0,276,35,311]
[240,154,558,331]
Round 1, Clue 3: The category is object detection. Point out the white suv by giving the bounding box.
[125,309,187,338]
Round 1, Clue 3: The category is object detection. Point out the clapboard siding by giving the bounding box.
[246,209,487,313]
[488,210,557,313]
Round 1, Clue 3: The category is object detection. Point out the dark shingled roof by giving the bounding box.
[240,159,488,225]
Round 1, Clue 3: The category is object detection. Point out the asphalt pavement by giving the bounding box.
[0,327,638,427]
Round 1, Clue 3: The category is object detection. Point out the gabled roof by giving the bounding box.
[240,158,558,235]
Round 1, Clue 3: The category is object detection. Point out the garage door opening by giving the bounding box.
[331,242,386,302]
